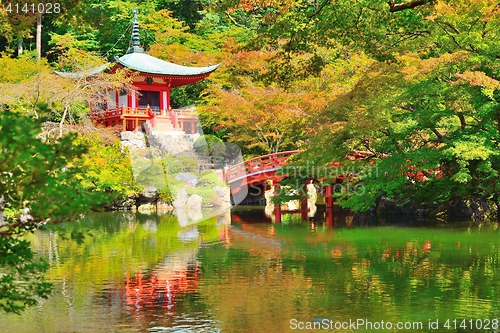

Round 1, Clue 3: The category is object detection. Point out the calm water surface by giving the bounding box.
[2,208,500,332]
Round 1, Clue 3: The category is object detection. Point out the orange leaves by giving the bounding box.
[201,84,311,153]
[453,71,500,90]
[398,52,469,81]
[226,0,298,13]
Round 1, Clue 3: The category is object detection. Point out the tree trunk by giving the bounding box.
[36,14,42,60]
[18,38,23,56]
[59,105,68,137]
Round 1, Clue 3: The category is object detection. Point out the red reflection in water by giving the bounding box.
[124,263,199,313]
[423,240,432,253]
[219,225,231,246]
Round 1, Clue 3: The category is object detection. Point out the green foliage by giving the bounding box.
[264,0,500,212]
[0,111,106,235]
[157,188,173,203]
[194,134,226,158]
[135,157,169,190]
[0,111,107,313]
[0,237,51,314]
[0,54,51,84]
[163,155,199,174]
[75,134,139,201]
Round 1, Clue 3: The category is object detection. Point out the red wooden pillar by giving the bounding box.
[160,91,166,113]
[173,112,178,129]
[274,204,282,223]
[274,184,281,223]
[326,206,333,228]
[135,118,139,133]
[301,198,308,221]
[325,184,333,207]
[301,182,309,221]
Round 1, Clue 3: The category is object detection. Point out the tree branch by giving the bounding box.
[430,127,444,142]
[225,11,240,26]
[388,0,428,13]
[308,0,330,20]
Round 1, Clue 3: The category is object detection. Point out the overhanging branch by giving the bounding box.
[388,0,428,12]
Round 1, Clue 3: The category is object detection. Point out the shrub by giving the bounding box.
[194,134,226,158]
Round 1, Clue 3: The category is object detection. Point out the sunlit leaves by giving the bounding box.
[75,134,139,200]
[0,110,111,241]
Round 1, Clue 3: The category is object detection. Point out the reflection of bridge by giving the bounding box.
[225,150,300,194]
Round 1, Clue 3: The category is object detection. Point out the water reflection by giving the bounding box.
[1,210,500,333]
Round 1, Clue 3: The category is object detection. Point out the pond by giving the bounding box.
[1,207,500,332]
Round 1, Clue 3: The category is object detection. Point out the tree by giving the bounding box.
[0,51,132,137]
[0,111,107,313]
[201,84,310,155]
[260,0,500,212]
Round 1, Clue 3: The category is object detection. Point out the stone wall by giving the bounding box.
[375,195,498,221]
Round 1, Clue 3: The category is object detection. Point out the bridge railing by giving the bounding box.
[226,150,300,183]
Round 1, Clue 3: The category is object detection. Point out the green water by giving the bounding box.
[1,208,500,332]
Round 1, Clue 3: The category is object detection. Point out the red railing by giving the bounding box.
[173,108,197,118]
[91,107,154,119]
[226,150,299,183]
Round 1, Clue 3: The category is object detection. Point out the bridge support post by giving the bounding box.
[274,203,281,223]
[274,184,281,223]
[326,206,334,228]
[301,182,309,221]
[301,198,308,221]
[325,184,333,208]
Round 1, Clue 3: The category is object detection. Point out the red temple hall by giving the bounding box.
[58,9,219,134]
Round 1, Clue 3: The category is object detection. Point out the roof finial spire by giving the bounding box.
[127,8,145,54]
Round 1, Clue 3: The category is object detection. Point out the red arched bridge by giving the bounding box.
[224,150,300,193]
[223,149,440,194]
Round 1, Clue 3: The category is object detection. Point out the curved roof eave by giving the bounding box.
[115,52,220,76]
[55,63,110,79]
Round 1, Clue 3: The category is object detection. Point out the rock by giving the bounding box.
[375,195,498,221]
[173,188,188,209]
[176,208,189,227]
[213,186,231,209]
[156,202,173,214]
[138,203,152,214]
[129,138,145,149]
[175,172,198,188]
[186,194,203,211]
[109,196,137,210]
[120,131,134,140]
[186,194,203,222]
[120,141,132,147]
[448,198,498,221]
[138,186,158,204]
